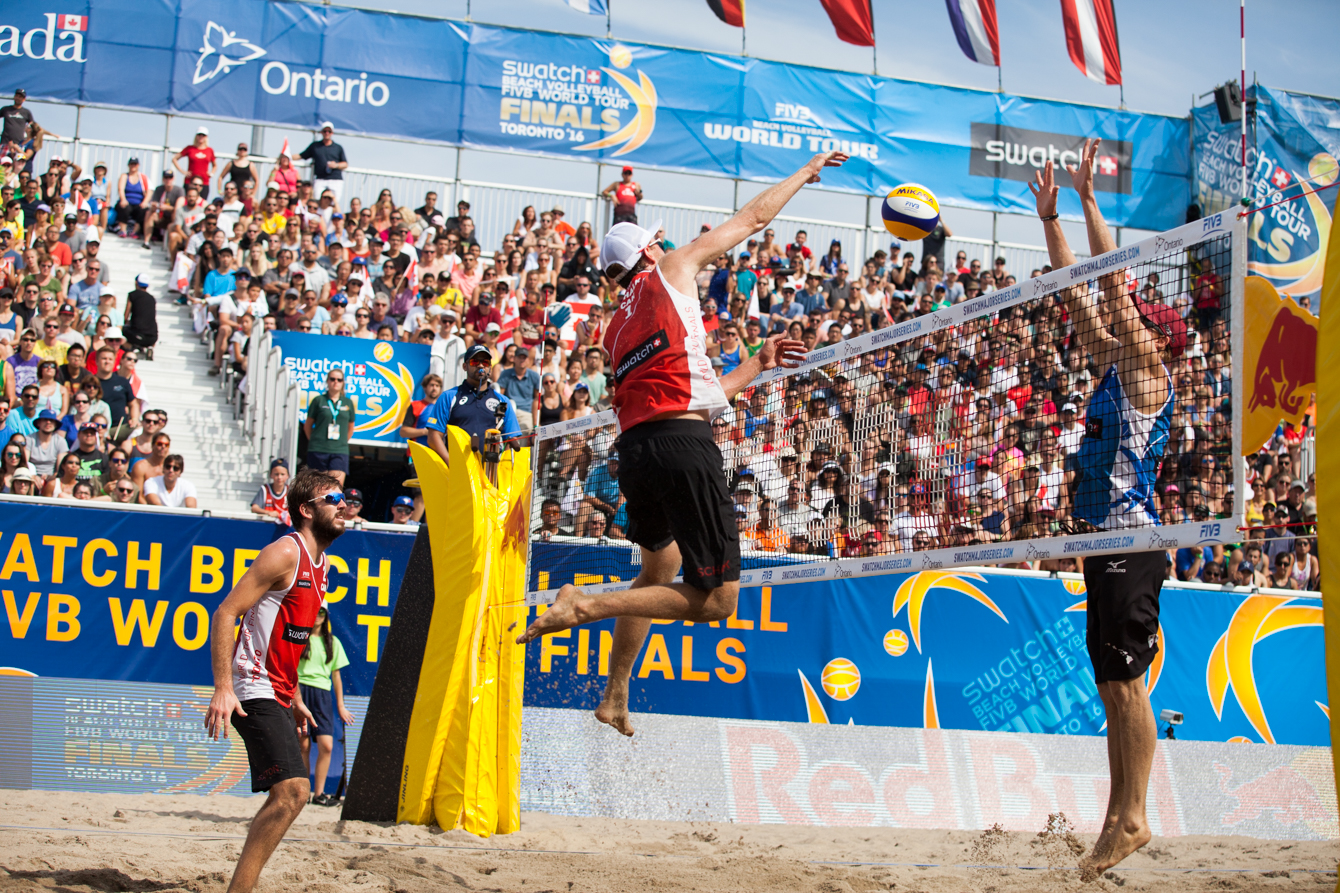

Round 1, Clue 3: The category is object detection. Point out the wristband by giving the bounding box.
[1039,213,1059,222]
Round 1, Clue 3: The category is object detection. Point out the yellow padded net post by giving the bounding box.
[395,433,530,836]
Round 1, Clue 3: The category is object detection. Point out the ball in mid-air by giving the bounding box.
[881,183,940,240]
[821,657,861,700]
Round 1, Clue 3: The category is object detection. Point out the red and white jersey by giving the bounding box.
[231,532,328,707]
[260,484,291,526]
[604,265,728,433]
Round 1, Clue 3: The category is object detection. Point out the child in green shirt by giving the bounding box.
[297,606,356,805]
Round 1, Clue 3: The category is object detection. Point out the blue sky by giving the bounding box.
[33,0,1340,245]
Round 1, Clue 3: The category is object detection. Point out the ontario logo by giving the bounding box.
[192,20,391,106]
[498,44,655,156]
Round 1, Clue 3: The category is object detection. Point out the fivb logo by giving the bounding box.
[192,20,391,107]
[0,13,88,62]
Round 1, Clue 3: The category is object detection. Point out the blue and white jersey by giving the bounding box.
[1073,364,1173,530]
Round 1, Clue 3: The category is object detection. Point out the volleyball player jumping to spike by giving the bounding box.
[517,151,849,735]
[1031,139,1185,880]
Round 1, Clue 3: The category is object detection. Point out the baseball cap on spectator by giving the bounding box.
[485,322,501,333]
[479,291,494,304]
[393,495,414,510]
[431,214,444,226]
[270,458,289,470]
[36,203,50,213]
[344,487,363,503]
[58,302,76,316]
[1062,403,1077,414]
[977,456,993,468]
[64,212,76,222]
[320,121,334,131]
[1291,479,1306,491]
[330,293,348,306]
[135,274,150,288]
[1133,298,1187,357]
[1238,560,1256,575]
[710,356,724,369]
[196,126,209,135]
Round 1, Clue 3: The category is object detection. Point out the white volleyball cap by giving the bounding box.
[601,220,663,277]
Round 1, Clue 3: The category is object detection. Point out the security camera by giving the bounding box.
[1159,709,1183,725]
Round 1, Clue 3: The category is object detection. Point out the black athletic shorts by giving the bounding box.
[231,698,308,792]
[1082,550,1168,684]
[615,418,740,591]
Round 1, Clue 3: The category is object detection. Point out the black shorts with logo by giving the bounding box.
[615,418,740,591]
[1082,549,1168,684]
[231,698,308,792]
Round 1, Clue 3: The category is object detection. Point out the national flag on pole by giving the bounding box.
[59,14,87,31]
[706,0,745,27]
[945,0,999,66]
[818,0,874,46]
[563,0,607,14]
[1059,0,1122,85]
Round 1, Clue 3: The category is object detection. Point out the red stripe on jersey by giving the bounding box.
[605,266,728,433]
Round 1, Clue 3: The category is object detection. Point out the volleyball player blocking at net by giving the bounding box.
[1031,139,1185,880]
[517,151,849,734]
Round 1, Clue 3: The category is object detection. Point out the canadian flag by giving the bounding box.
[497,290,520,347]
[59,14,87,31]
[278,137,291,160]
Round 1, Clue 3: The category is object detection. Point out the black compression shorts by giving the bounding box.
[615,418,740,591]
[231,698,308,792]
[1082,549,1168,684]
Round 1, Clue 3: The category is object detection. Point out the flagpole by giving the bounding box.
[869,0,877,75]
[1240,0,1248,204]
[606,0,612,38]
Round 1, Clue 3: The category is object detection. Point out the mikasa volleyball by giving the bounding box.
[881,183,941,240]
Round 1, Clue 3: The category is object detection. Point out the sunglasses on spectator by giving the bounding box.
[164,463,183,471]
[109,456,127,464]
[116,486,135,496]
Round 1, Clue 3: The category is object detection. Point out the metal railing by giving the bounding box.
[244,329,301,473]
[27,131,1070,274]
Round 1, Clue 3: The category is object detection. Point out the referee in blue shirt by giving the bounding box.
[424,345,520,465]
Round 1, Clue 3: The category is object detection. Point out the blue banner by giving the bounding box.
[523,545,1327,747]
[5,503,1322,746]
[1194,86,1340,299]
[270,331,428,447]
[0,0,1189,230]
[0,501,415,697]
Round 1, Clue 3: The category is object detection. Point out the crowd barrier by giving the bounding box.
[1,677,1333,840]
[0,501,1323,747]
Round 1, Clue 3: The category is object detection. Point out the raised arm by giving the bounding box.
[1029,159,1120,369]
[1067,138,1141,349]
[658,152,848,294]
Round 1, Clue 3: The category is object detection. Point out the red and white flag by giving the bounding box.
[59,14,88,31]
[497,291,521,347]
[278,137,291,160]
[1060,0,1121,85]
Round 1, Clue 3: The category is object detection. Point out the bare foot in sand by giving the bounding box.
[1079,820,1151,882]
[595,681,635,737]
[516,584,585,644]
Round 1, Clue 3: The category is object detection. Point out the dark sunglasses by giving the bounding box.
[116,486,135,495]
[164,463,183,471]
[308,492,346,507]
[109,457,128,464]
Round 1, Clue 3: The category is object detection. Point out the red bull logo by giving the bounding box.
[1242,276,1318,453]
[1216,762,1335,830]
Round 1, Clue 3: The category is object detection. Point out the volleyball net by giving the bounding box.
[525,214,1246,603]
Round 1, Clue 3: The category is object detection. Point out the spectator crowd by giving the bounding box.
[0,92,1317,585]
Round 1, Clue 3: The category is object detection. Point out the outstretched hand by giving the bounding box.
[757,335,807,371]
[805,151,850,184]
[1067,137,1101,197]
[1028,160,1060,220]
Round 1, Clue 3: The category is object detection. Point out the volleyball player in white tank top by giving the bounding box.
[517,151,849,737]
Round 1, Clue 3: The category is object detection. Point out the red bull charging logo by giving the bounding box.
[1242,276,1318,453]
